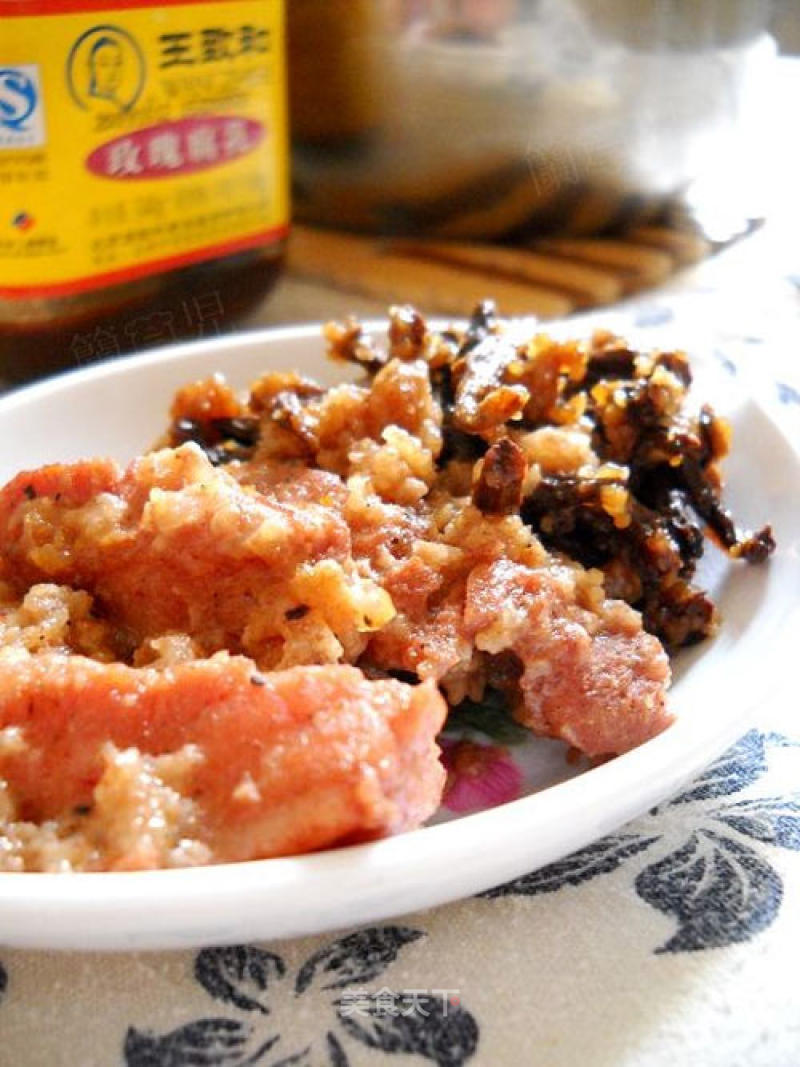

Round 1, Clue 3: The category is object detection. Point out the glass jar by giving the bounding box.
[288,0,775,242]
[0,0,289,383]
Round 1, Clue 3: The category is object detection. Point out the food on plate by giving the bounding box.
[0,302,774,871]
[0,654,445,871]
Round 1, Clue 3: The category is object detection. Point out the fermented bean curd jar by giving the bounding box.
[0,0,289,382]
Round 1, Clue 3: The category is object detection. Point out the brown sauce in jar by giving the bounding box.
[0,0,288,384]
[0,245,285,383]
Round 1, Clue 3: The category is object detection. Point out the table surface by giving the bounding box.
[0,221,797,1067]
[2,77,800,1064]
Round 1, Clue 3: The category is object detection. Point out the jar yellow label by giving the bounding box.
[0,0,288,298]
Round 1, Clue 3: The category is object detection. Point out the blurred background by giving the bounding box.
[2,0,798,381]
[289,0,786,243]
[275,0,799,324]
[773,0,800,51]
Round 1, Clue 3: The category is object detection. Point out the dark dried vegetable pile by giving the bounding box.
[166,300,775,654]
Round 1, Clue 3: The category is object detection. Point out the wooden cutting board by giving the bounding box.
[287,223,711,320]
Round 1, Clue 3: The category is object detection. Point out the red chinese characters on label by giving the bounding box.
[86,116,265,179]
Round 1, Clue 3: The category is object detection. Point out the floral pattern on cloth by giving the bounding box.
[483,730,800,952]
[123,928,480,1067]
[0,729,796,1066]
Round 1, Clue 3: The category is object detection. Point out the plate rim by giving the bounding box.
[0,319,797,951]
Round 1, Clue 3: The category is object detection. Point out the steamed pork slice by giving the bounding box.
[0,582,122,661]
[464,560,671,757]
[0,445,391,666]
[0,457,119,526]
[367,506,672,758]
[0,654,447,869]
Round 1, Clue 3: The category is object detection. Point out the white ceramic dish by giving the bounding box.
[0,317,797,951]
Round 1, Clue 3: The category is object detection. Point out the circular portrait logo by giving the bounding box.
[67,25,145,113]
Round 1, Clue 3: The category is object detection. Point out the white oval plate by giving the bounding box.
[0,317,797,951]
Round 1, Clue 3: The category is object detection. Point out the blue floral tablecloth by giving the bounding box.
[1,224,799,1067]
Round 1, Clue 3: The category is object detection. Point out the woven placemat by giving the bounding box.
[287,223,711,320]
